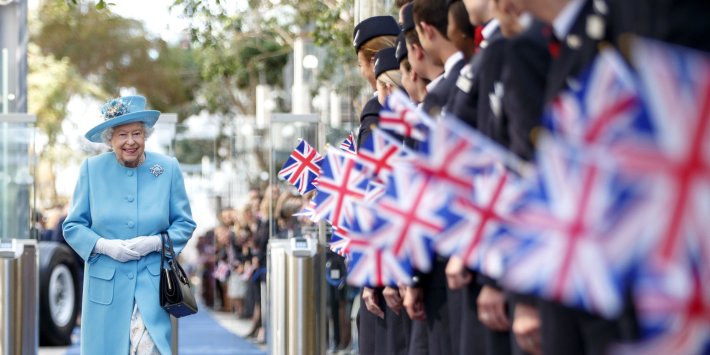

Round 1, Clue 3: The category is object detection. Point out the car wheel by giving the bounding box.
[39,242,81,346]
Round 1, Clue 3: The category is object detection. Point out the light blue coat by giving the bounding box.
[63,151,196,355]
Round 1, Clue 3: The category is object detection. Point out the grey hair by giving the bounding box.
[101,123,154,146]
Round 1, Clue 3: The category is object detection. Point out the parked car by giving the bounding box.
[38,239,82,346]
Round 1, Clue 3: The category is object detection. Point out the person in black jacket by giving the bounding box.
[413,0,467,118]
[402,3,445,99]
[351,15,400,355]
[499,15,553,355]
[353,16,400,148]
[502,1,632,355]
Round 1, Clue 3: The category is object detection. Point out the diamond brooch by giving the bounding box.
[149,164,164,177]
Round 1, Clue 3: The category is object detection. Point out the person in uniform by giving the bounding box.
[373,46,414,355]
[505,1,632,354]
[397,32,430,106]
[494,1,555,353]
[351,15,400,355]
[63,95,196,355]
[353,16,401,148]
[402,3,445,103]
[447,0,496,128]
[413,0,467,118]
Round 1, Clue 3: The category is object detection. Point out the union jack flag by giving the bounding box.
[357,128,413,182]
[345,203,414,287]
[379,90,432,142]
[367,163,458,272]
[608,38,710,355]
[434,164,527,272]
[414,117,509,195]
[278,139,323,194]
[501,138,653,318]
[544,49,654,147]
[613,244,710,355]
[329,226,351,258]
[615,38,710,266]
[339,131,357,154]
[364,178,387,204]
[311,147,370,229]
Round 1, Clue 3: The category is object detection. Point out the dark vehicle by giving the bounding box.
[38,238,83,345]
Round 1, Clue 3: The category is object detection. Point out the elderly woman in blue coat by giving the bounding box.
[63,95,196,354]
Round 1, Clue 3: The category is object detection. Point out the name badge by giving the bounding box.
[457,75,472,93]
[489,82,504,119]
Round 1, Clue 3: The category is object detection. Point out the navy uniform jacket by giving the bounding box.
[475,28,508,147]
[422,58,466,118]
[502,21,552,161]
[357,95,382,149]
[607,0,710,53]
[545,0,606,103]
[448,56,483,128]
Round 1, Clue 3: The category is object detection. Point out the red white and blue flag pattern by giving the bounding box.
[339,131,357,155]
[310,147,370,230]
[379,90,432,142]
[277,139,323,194]
[344,203,415,287]
[501,138,652,318]
[610,38,710,352]
[357,128,412,182]
[276,38,710,348]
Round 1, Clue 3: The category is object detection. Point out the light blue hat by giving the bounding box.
[85,95,160,143]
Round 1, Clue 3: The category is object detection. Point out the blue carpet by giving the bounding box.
[64,308,265,355]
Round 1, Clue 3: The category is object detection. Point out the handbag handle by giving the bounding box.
[160,232,189,286]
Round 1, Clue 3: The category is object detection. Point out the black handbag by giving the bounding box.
[159,232,198,318]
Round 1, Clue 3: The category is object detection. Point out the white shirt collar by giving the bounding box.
[444,51,464,78]
[482,19,500,40]
[553,0,586,39]
[426,74,444,93]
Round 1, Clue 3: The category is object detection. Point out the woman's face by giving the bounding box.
[357,50,377,90]
[110,122,146,167]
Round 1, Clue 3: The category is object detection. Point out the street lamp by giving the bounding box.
[303,54,318,70]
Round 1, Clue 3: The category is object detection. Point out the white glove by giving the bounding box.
[94,238,140,262]
[125,235,162,257]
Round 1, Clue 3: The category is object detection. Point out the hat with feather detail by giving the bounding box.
[85,95,160,143]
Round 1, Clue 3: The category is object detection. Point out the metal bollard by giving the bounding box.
[268,237,327,355]
[0,239,38,355]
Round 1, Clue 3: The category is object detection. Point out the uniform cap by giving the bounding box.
[353,16,400,53]
[374,47,399,78]
[395,33,408,63]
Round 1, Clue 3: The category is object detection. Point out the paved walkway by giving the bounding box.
[41,307,265,355]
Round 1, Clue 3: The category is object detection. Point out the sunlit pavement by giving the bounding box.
[39,306,266,355]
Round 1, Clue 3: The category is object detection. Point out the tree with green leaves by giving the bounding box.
[33,1,198,117]
[29,1,199,206]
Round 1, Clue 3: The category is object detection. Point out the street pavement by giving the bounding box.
[39,306,266,355]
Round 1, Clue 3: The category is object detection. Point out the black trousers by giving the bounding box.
[385,305,410,354]
[539,300,624,355]
[408,318,429,355]
[422,258,453,355]
[461,281,487,355]
[358,288,388,354]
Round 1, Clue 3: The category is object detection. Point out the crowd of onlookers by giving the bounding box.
[195,185,316,344]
